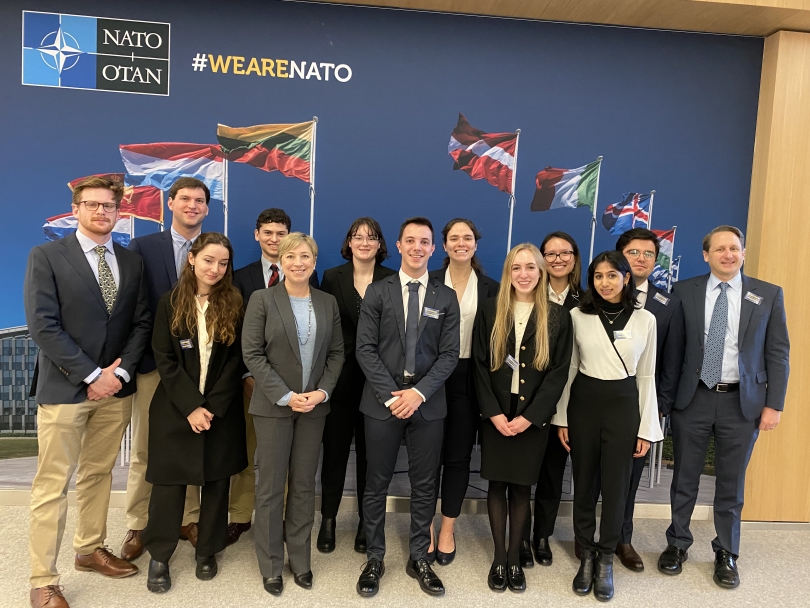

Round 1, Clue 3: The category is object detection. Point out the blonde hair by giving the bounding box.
[489,243,551,372]
[278,232,318,259]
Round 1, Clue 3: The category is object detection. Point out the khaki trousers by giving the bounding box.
[228,390,257,524]
[29,395,131,588]
[125,370,200,530]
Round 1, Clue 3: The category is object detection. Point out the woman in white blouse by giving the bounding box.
[552,250,662,602]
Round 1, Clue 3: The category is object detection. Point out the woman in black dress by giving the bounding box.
[472,243,572,593]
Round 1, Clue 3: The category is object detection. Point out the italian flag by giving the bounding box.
[530,160,601,212]
[653,228,676,269]
[217,121,314,182]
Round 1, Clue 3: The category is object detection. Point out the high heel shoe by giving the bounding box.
[435,533,456,566]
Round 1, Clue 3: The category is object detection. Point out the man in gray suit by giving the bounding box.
[355,217,460,597]
[658,225,790,589]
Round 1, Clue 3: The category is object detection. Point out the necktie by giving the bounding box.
[177,240,192,278]
[405,281,420,375]
[700,282,729,389]
[268,264,279,287]
[94,245,117,314]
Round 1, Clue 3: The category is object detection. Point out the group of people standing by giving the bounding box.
[23,175,789,608]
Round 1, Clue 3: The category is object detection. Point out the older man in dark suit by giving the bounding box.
[658,225,790,589]
[24,176,151,608]
[355,217,460,598]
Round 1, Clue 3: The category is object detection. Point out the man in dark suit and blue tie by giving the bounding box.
[354,217,460,597]
[658,225,790,589]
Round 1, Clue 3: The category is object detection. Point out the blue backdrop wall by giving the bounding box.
[1,0,763,326]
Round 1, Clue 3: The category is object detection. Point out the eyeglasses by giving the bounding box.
[351,235,379,244]
[543,251,574,262]
[78,201,119,212]
[625,249,657,261]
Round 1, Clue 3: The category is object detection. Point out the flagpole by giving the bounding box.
[648,189,656,227]
[588,156,603,263]
[223,159,229,237]
[309,116,318,237]
[506,128,521,252]
[667,225,677,291]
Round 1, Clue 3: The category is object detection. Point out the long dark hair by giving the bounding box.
[540,231,581,294]
[579,250,638,315]
[340,217,389,264]
[440,218,484,275]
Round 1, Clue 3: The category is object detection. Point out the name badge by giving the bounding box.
[423,307,441,319]
[505,355,519,370]
[744,292,763,305]
[653,292,669,306]
[180,339,194,350]
[614,330,632,340]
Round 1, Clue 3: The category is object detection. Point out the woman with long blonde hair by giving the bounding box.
[472,243,573,593]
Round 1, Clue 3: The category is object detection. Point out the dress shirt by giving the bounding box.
[704,272,742,383]
[548,283,570,306]
[636,280,649,308]
[195,298,213,393]
[261,256,284,285]
[511,302,534,393]
[444,268,478,359]
[170,226,200,276]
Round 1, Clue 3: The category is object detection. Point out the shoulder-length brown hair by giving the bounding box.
[170,232,243,345]
[340,217,388,264]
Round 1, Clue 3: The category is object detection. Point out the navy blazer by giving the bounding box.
[673,273,790,421]
[643,283,686,416]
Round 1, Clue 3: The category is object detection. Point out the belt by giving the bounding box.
[402,375,416,385]
[700,381,740,393]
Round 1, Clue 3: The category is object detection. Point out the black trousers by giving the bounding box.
[437,359,479,518]
[320,397,367,520]
[568,373,639,555]
[530,426,570,540]
[363,408,444,562]
[590,451,647,544]
[142,478,230,563]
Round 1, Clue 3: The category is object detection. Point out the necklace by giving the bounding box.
[292,295,313,345]
[450,268,472,289]
[600,309,623,325]
[195,293,209,298]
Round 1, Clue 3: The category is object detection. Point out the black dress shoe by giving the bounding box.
[658,545,688,575]
[487,562,507,592]
[532,536,553,566]
[147,559,171,593]
[506,564,526,593]
[518,539,534,568]
[713,550,740,589]
[406,558,445,596]
[317,517,336,553]
[195,554,218,580]
[354,518,367,553]
[435,533,456,566]
[593,552,614,602]
[573,549,596,596]
[263,576,284,596]
[357,559,384,597]
[293,570,313,590]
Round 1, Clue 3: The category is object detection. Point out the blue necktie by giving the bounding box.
[405,281,420,375]
[701,282,729,389]
[177,240,192,278]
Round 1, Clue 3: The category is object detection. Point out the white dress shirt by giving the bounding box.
[261,256,283,285]
[636,279,649,308]
[548,284,570,306]
[705,272,742,383]
[444,268,477,359]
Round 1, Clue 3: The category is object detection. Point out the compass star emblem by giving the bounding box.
[37,28,83,73]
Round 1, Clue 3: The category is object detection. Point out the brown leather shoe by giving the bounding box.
[179,522,199,548]
[225,522,252,547]
[30,586,69,608]
[75,547,138,578]
[120,529,143,561]
[616,543,644,572]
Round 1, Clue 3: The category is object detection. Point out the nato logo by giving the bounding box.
[22,11,170,96]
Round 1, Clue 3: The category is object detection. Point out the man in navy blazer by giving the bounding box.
[120,177,211,560]
[658,225,789,589]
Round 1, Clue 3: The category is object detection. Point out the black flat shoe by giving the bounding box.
[435,533,456,566]
[713,550,740,589]
[657,545,688,575]
[317,517,336,553]
[487,562,507,592]
[293,570,313,590]
[507,564,526,593]
[573,549,596,596]
[357,559,384,597]
[518,539,534,568]
[406,558,445,596]
[354,518,367,553]
[593,552,614,602]
[147,559,171,593]
[263,576,283,596]
[195,554,218,580]
[532,536,553,566]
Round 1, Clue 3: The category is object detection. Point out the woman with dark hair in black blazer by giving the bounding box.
[427,218,499,565]
[143,232,247,593]
[317,217,396,554]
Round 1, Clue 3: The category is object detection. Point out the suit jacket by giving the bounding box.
[23,232,151,404]
[242,283,344,418]
[146,292,247,486]
[355,273,460,422]
[673,273,790,420]
[643,283,686,416]
[233,258,319,301]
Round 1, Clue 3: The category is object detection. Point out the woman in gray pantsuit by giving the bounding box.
[242,233,344,597]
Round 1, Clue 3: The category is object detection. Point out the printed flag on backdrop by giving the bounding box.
[602,193,651,234]
[650,228,677,291]
[43,213,132,247]
[119,143,225,200]
[447,113,518,193]
[217,121,314,182]
[531,160,601,212]
[68,173,164,223]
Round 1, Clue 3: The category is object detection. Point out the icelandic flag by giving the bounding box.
[602,193,651,235]
[120,143,225,200]
[43,213,132,248]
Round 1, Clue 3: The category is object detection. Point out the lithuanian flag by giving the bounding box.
[216,121,314,182]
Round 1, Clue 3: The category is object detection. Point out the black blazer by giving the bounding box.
[233,258,319,302]
[472,298,573,427]
[146,292,247,486]
[24,233,151,404]
[562,288,581,311]
[643,283,686,416]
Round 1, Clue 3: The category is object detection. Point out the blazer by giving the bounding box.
[319,261,397,400]
[562,288,581,311]
[643,283,686,416]
[355,273,460,422]
[233,258,319,300]
[472,298,573,427]
[673,273,789,420]
[146,293,247,486]
[242,283,344,418]
[24,233,151,404]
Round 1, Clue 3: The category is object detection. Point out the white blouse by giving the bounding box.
[444,268,478,359]
[195,298,213,394]
[551,307,663,442]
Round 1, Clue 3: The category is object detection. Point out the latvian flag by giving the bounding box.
[601,193,651,235]
[68,173,164,223]
[43,214,133,247]
[217,121,314,183]
[448,113,517,194]
[531,160,601,212]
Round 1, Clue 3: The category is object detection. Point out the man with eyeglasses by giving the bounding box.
[24,177,151,608]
